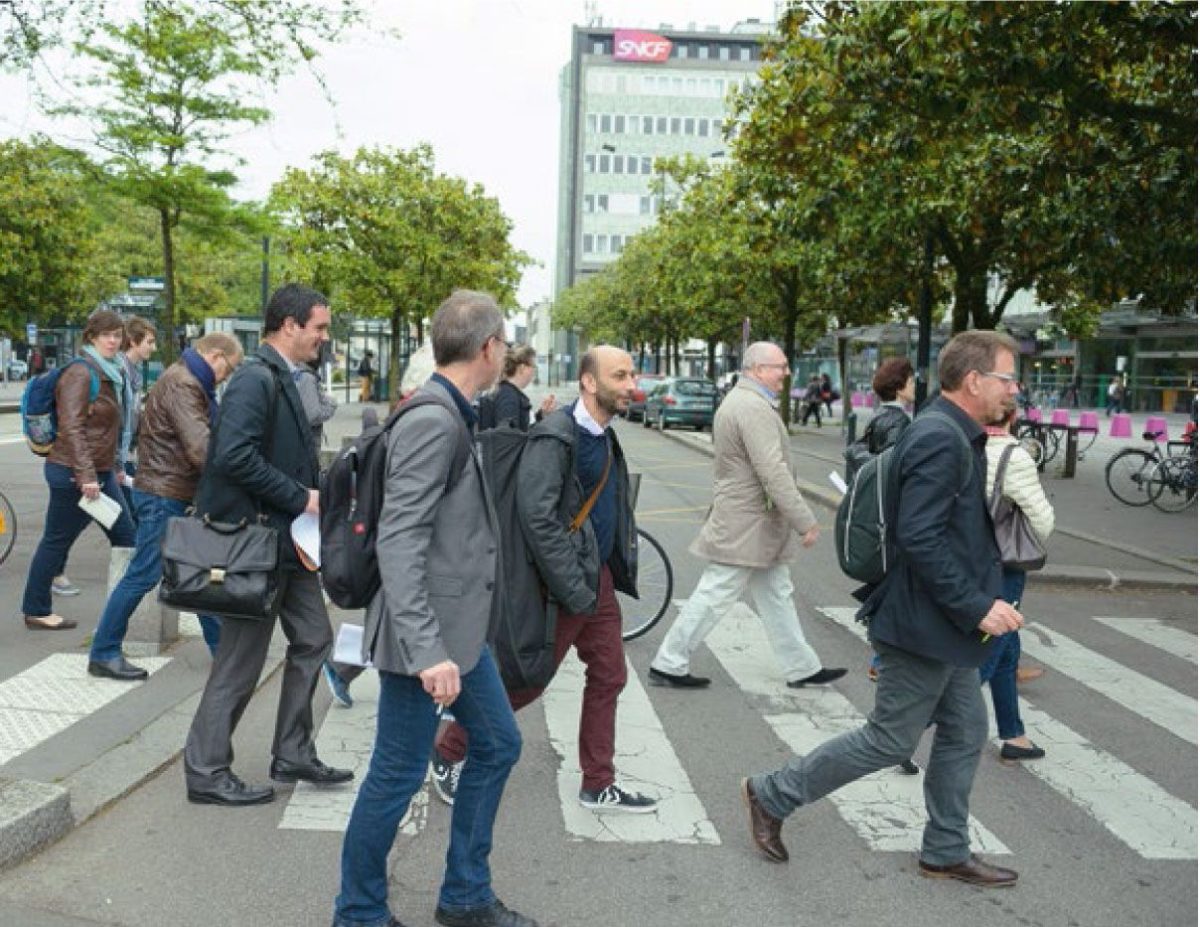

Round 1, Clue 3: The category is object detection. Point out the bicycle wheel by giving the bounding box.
[0,490,16,567]
[1149,457,1198,513]
[1041,427,1062,465]
[619,528,674,641]
[1105,449,1158,506]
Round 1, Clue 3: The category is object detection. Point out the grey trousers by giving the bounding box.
[184,570,333,789]
[751,640,989,866]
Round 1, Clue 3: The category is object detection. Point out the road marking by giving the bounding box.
[542,652,719,844]
[278,671,426,835]
[0,435,27,446]
[706,604,1008,855]
[1091,615,1198,665]
[1019,625,1197,745]
[0,654,170,765]
[819,607,1198,860]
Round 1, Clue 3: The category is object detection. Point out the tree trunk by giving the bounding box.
[706,337,717,380]
[389,308,403,405]
[653,340,662,374]
[952,268,989,332]
[158,209,178,365]
[778,275,799,427]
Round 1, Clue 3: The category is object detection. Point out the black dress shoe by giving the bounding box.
[999,741,1046,761]
[434,899,540,927]
[786,667,847,688]
[648,667,711,688]
[88,656,149,681]
[187,773,275,807]
[270,756,354,785]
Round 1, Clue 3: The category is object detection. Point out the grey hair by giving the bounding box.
[742,341,782,371]
[430,290,505,366]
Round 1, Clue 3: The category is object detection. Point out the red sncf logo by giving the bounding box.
[613,29,672,63]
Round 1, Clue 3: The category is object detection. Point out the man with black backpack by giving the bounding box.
[742,331,1025,888]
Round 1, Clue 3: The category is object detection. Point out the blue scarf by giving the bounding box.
[82,344,125,398]
[182,347,218,423]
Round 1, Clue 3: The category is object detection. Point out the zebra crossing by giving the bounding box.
[269,605,1196,863]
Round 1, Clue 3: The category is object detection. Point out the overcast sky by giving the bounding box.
[0,0,779,308]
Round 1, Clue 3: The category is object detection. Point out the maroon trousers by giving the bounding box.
[436,566,626,792]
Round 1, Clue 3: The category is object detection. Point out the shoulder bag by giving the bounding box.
[989,443,1047,572]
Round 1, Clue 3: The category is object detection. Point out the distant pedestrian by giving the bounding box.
[21,310,135,631]
[293,357,338,448]
[88,333,242,679]
[431,345,656,817]
[819,372,838,416]
[357,350,374,403]
[184,284,351,807]
[741,330,1024,889]
[649,342,845,690]
[1105,376,1124,417]
[477,343,556,431]
[334,290,538,927]
[800,374,823,426]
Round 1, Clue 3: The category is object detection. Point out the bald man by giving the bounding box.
[649,341,846,690]
[431,346,657,814]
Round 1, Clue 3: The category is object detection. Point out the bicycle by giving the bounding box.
[0,488,16,567]
[1148,452,1198,513]
[618,527,674,641]
[1104,429,1196,507]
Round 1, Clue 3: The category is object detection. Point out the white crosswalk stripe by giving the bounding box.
[542,652,719,844]
[1091,615,1198,665]
[818,606,1198,860]
[707,604,1008,855]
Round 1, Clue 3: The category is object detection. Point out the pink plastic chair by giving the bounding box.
[1025,408,1042,423]
[1078,411,1099,433]
[1144,416,1168,442]
[1109,413,1132,438]
[1051,409,1071,427]
[851,392,866,408]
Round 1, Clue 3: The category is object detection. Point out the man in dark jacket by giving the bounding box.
[432,345,655,814]
[184,284,351,807]
[742,330,1024,887]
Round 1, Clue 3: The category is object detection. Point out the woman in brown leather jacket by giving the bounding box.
[21,310,136,630]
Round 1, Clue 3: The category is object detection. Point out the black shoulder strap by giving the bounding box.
[921,410,975,494]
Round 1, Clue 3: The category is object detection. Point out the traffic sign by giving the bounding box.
[128,276,165,292]
[26,323,37,344]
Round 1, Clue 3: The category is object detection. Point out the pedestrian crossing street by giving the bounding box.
[276,604,1197,862]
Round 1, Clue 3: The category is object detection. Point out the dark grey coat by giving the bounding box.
[517,404,636,618]
[860,396,1002,668]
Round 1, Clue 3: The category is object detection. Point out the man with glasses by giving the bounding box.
[741,331,1024,889]
[649,341,846,690]
[87,332,243,680]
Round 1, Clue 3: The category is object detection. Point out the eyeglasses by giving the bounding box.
[975,370,1019,385]
[756,362,790,371]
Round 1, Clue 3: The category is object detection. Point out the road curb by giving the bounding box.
[0,644,287,872]
[656,428,1196,593]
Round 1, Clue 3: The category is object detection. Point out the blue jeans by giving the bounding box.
[22,462,136,617]
[979,569,1027,740]
[334,648,521,927]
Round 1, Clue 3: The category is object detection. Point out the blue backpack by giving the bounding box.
[20,359,102,456]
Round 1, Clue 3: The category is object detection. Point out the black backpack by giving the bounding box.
[320,394,471,609]
[475,423,558,690]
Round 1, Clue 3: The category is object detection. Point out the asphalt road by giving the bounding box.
[0,418,1195,927]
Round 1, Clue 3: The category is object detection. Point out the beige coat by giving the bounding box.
[690,379,818,568]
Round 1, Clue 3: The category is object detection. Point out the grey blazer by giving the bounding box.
[362,381,501,676]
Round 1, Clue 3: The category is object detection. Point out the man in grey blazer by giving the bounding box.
[333,291,538,927]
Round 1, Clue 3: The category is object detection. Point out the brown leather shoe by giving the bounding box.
[919,854,1018,887]
[24,614,78,631]
[1016,666,1045,684]
[741,777,788,862]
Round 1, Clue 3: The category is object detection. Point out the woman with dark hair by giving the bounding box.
[22,310,136,631]
[866,357,916,452]
[478,343,555,431]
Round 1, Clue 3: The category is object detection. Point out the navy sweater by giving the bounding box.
[576,425,616,563]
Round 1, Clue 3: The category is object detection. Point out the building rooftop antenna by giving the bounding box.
[584,1,602,27]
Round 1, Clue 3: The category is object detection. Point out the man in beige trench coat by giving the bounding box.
[649,342,846,689]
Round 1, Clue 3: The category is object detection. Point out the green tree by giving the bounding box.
[58,0,366,363]
[269,145,532,401]
[0,136,98,335]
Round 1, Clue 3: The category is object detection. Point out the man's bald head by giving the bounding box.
[579,345,635,422]
[742,341,790,395]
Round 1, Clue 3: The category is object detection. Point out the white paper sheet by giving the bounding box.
[333,622,372,667]
[290,511,321,569]
[829,471,848,496]
[78,492,123,529]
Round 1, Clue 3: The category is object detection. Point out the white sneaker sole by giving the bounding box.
[578,800,657,814]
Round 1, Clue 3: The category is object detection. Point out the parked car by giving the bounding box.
[625,374,665,422]
[642,377,719,431]
[6,358,28,381]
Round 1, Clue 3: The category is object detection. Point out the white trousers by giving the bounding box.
[651,561,822,683]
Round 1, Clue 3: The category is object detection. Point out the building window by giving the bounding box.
[684,117,695,135]
[616,75,627,93]
[613,154,624,174]
[613,235,625,254]
[687,77,697,94]
[628,114,639,134]
[657,75,669,91]
[700,77,712,95]
[698,119,709,137]
[656,116,668,134]
[676,43,688,58]
[715,78,725,96]
[583,233,594,253]
[600,114,611,133]
[640,156,652,175]
[584,194,594,213]
[627,155,638,173]
[697,44,709,59]
[597,194,609,212]
[639,196,652,215]
[719,45,731,61]
[598,154,610,173]
[642,115,654,134]
[713,118,723,136]
[585,154,596,173]
[672,76,683,93]
[740,46,751,61]
[597,235,608,254]
[586,114,597,133]
[592,41,605,55]
[613,114,625,133]
[670,116,681,134]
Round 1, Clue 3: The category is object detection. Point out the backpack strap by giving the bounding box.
[386,392,473,494]
[920,409,975,495]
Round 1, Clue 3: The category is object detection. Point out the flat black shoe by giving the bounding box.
[648,667,711,688]
[787,667,847,688]
[270,756,354,785]
[898,759,921,775]
[999,742,1046,761]
[187,773,275,807]
[435,899,539,927]
[88,656,149,681]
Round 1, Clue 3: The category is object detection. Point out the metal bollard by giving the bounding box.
[845,411,858,446]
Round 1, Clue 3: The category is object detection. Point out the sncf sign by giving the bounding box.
[613,29,672,63]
